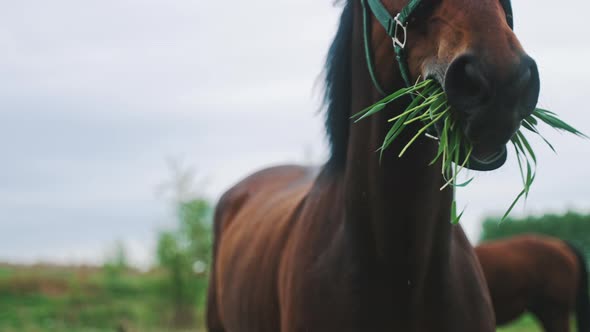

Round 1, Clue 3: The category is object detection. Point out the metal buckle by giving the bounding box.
[392,14,407,49]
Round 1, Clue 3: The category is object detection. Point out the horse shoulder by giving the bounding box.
[448,227,496,331]
[277,177,366,332]
[213,165,316,332]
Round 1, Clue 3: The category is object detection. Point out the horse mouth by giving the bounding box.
[469,145,508,170]
[441,129,511,171]
[423,72,510,172]
[426,108,508,171]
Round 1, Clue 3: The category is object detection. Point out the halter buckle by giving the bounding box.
[392,14,407,49]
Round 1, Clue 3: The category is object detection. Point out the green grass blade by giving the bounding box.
[451,200,465,225]
[454,177,475,188]
[521,121,556,153]
[398,111,446,157]
[430,114,450,165]
[353,103,388,122]
[440,144,472,190]
[533,108,589,138]
[501,188,526,222]
[517,132,537,164]
[379,107,423,155]
[512,141,526,186]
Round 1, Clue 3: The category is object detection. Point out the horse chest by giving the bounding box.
[276,231,496,332]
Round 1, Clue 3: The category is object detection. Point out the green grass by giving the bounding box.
[497,315,542,332]
[497,313,580,332]
[0,265,576,332]
[0,264,207,332]
[353,79,586,223]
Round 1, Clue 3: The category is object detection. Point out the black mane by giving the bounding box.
[323,1,353,168]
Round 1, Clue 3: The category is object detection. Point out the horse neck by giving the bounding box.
[341,1,454,282]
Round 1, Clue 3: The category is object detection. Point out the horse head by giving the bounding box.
[370,0,540,169]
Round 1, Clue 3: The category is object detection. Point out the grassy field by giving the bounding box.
[498,315,542,332]
[0,264,206,332]
[0,263,550,331]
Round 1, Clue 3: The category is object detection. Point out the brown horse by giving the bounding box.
[207,0,540,331]
[477,235,590,332]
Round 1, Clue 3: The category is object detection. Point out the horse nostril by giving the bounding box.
[444,55,491,115]
[514,67,531,92]
[515,57,540,118]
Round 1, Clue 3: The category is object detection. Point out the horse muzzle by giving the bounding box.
[436,53,540,171]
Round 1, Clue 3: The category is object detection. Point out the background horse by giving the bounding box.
[477,234,590,332]
[207,0,540,331]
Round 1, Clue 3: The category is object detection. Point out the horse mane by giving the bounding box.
[323,0,353,169]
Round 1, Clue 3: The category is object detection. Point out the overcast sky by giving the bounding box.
[1,0,589,267]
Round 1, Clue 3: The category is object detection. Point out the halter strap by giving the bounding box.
[361,0,420,93]
[360,0,514,172]
[362,0,514,95]
[501,0,514,29]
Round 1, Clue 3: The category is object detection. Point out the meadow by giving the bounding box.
[498,316,544,332]
[0,263,550,332]
[0,263,207,332]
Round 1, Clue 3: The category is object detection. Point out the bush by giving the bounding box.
[156,198,212,327]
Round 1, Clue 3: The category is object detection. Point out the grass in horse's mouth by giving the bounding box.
[352,79,586,223]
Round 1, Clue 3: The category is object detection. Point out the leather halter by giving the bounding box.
[360,0,515,171]
[361,0,514,94]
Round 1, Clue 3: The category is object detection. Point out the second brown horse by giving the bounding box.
[477,235,590,332]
